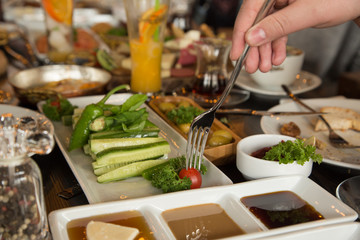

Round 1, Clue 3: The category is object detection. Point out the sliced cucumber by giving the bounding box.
[83,144,91,155]
[90,129,160,140]
[95,141,170,167]
[94,161,138,176]
[97,158,168,183]
[93,155,165,175]
[89,137,166,154]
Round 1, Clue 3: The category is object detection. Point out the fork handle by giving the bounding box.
[211,0,276,112]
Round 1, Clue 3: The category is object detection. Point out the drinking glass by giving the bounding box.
[192,37,231,105]
[336,175,360,216]
[41,0,74,63]
[124,0,170,95]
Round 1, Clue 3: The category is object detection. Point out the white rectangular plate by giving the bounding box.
[261,222,360,240]
[38,93,232,203]
[49,175,358,240]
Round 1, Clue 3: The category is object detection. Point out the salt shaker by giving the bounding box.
[0,113,54,240]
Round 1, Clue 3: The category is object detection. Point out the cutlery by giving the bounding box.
[216,109,327,116]
[57,183,83,200]
[185,0,277,170]
[282,84,360,148]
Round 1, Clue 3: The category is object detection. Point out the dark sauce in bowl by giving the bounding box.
[250,146,272,159]
[241,191,324,229]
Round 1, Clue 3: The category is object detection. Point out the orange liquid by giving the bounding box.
[66,210,155,240]
[129,39,162,93]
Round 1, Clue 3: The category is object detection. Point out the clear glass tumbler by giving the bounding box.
[124,0,170,95]
[41,0,74,63]
[192,37,231,106]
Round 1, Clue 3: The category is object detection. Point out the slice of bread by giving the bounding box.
[314,106,360,131]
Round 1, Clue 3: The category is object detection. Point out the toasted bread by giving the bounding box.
[314,106,360,131]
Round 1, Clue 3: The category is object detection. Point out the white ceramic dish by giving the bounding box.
[260,98,360,170]
[236,70,321,96]
[259,222,360,240]
[37,93,232,203]
[48,175,359,240]
[236,134,313,180]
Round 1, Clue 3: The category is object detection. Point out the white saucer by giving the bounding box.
[235,70,322,96]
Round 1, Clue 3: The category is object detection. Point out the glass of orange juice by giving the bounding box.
[41,0,74,63]
[124,0,169,94]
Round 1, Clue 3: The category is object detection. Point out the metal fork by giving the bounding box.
[282,84,360,148]
[185,0,277,170]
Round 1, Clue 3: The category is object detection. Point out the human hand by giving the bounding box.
[230,0,360,74]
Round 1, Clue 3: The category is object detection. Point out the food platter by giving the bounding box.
[260,98,360,170]
[149,96,242,166]
[10,65,112,106]
[37,93,233,204]
[48,175,358,240]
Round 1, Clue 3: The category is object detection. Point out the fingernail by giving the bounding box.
[247,27,266,46]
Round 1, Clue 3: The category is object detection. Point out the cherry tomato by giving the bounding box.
[179,168,202,189]
[50,101,60,108]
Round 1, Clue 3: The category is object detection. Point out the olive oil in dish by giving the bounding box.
[162,203,245,239]
[241,191,324,229]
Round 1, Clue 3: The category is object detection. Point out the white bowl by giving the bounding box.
[250,46,304,90]
[236,134,313,180]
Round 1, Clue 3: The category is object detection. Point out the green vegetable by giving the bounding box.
[96,49,118,71]
[142,156,207,193]
[91,108,147,132]
[42,95,76,121]
[94,141,170,167]
[263,139,323,165]
[166,106,204,125]
[97,159,168,183]
[89,137,166,154]
[107,27,127,37]
[90,128,159,140]
[68,84,130,151]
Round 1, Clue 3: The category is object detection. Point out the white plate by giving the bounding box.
[260,98,360,170]
[37,93,232,203]
[260,222,360,240]
[48,175,358,240]
[236,70,321,96]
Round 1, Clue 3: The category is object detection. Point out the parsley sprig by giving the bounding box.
[263,139,322,165]
[166,106,203,125]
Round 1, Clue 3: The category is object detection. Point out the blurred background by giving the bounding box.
[0,0,359,99]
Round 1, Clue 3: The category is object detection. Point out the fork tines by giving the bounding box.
[185,126,210,170]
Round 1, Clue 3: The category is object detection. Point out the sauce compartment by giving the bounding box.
[148,96,241,166]
[49,176,358,240]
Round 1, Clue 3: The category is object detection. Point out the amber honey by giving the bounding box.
[66,210,155,240]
